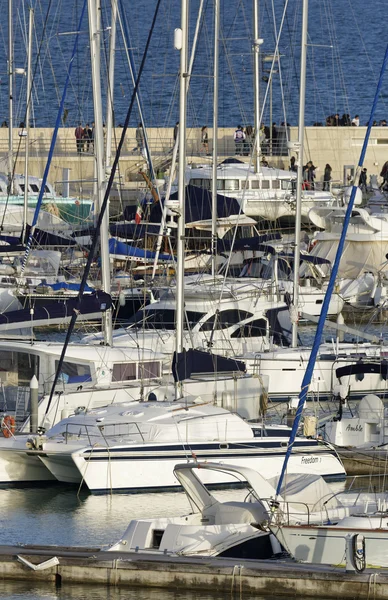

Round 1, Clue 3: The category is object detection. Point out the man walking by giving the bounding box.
[233,125,245,155]
[75,123,84,154]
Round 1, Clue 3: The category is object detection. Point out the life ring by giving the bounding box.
[2,415,15,438]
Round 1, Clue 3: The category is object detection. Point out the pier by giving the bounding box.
[2,125,388,198]
[0,543,386,598]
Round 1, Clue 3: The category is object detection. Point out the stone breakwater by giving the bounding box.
[2,125,387,195]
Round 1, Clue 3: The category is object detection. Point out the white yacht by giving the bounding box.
[307,201,388,307]
[0,174,93,225]
[90,279,292,357]
[108,461,386,558]
[183,161,334,222]
[25,400,345,493]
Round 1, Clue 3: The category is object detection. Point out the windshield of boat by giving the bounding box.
[47,420,151,445]
[128,308,205,330]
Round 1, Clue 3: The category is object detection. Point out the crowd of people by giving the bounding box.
[74,122,95,154]
[320,114,387,127]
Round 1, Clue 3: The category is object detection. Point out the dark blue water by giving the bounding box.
[0,0,387,129]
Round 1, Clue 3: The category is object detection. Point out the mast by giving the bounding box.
[291,0,308,348]
[22,7,34,245]
[252,0,262,173]
[88,0,112,346]
[211,0,219,278]
[275,43,388,500]
[105,0,117,170]
[175,0,189,358]
[7,0,14,194]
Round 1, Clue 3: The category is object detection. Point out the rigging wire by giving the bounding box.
[45,0,163,417]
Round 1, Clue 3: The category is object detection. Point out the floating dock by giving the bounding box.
[0,544,387,599]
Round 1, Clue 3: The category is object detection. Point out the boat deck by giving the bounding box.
[0,543,386,598]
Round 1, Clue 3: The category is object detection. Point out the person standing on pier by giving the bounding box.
[244,125,254,155]
[201,126,210,155]
[359,168,368,192]
[84,123,92,152]
[136,122,145,154]
[323,163,332,191]
[303,160,316,189]
[380,161,388,191]
[173,121,179,144]
[75,123,84,154]
[234,125,245,155]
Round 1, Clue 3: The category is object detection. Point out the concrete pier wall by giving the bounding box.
[1,126,387,194]
[0,546,387,599]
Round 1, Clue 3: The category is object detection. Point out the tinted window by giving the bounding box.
[138,361,161,379]
[200,310,253,331]
[231,319,268,338]
[55,360,92,384]
[129,308,205,330]
[251,180,260,189]
[272,180,280,189]
[30,184,40,193]
[112,363,136,382]
[261,180,270,189]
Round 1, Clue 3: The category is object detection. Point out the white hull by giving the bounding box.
[0,445,55,484]
[273,523,388,568]
[68,446,344,493]
[243,344,388,401]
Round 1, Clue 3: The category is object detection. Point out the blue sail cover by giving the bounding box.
[146,185,241,224]
[0,291,112,328]
[110,223,162,239]
[172,348,246,383]
[217,233,282,253]
[109,238,172,261]
[38,281,95,293]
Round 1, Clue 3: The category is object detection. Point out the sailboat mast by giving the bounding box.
[105,0,117,170]
[253,0,261,173]
[291,0,308,348]
[22,8,34,245]
[88,0,113,346]
[175,0,189,356]
[211,0,220,278]
[7,0,13,194]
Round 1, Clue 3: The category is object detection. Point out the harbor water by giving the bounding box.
[0,581,332,600]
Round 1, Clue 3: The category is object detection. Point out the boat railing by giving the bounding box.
[261,497,313,525]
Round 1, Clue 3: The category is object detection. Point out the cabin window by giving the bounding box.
[261,180,270,189]
[112,363,136,382]
[216,179,225,190]
[189,178,210,190]
[44,185,50,193]
[272,180,280,189]
[30,184,40,193]
[0,351,39,387]
[224,179,239,191]
[200,310,253,331]
[241,180,249,190]
[251,180,260,189]
[55,360,92,384]
[19,184,25,192]
[138,361,161,380]
[231,319,268,338]
[281,180,290,190]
